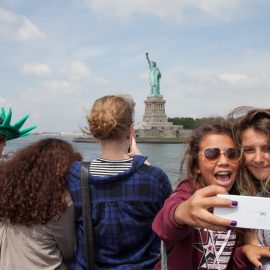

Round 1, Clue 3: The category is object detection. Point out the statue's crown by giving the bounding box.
[0,108,37,141]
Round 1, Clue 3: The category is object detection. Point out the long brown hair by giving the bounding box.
[0,138,82,225]
[180,121,239,194]
[228,106,270,195]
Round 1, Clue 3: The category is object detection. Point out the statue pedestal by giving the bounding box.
[143,96,167,123]
[134,95,184,141]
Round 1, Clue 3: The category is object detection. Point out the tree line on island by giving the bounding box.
[168,116,225,129]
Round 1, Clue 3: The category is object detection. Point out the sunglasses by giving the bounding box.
[199,147,241,163]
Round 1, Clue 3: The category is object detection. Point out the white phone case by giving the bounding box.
[214,194,270,230]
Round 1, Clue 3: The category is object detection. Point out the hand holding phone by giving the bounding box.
[214,194,270,230]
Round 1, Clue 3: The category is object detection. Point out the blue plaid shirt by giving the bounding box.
[66,155,172,270]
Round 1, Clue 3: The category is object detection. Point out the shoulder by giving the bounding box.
[67,161,82,178]
[135,158,169,182]
[66,161,82,188]
[171,179,194,197]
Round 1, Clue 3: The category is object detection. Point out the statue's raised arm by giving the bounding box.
[145,52,151,67]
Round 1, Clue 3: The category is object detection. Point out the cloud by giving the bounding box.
[60,61,111,84]
[0,6,17,23]
[0,7,44,41]
[218,73,248,84]
[162,67,270,118]
[217,73,270,88]
[21,62,51,76]
[82,0,245,22]
[0,96,9,107]
[17,16,44,41]
[22,80,81,104]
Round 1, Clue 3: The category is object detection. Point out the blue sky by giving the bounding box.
[0,0,270,132]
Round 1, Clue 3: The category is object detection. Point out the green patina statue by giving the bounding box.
[146,52,161,96]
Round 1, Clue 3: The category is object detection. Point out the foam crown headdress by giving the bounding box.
[0,108,37,141]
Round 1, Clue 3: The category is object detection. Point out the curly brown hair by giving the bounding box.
[0,135,5,144]
[87,95,135,140]
[0,138,82,225]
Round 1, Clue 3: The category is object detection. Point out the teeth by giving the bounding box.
[216,172,230,176]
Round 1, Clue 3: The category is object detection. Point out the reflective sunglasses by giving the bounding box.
[199,147,241,163]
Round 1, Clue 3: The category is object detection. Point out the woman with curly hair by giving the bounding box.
[0,138,82,270]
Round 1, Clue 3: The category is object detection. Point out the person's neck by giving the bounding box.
[99,138,130,160]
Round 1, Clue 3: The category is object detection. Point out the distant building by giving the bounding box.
[134,96,185,142]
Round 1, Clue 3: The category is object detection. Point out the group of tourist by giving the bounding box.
[0,95,269,270]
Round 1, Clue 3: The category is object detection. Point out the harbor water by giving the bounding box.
[4,135,187,187]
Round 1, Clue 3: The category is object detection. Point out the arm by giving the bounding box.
[47,194,76,262]
[244,230,260,245]
[152,182,195,242]
[228,245,254,270]
[242,244,270,269]
[229,244,270,269]
[128,136,150,165]
[153,184,239,242]
[174,185,238,230]
[145,52,151,66]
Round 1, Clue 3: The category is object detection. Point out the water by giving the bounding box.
[4,135,186,186]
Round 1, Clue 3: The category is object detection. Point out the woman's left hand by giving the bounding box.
[242,244,270,268]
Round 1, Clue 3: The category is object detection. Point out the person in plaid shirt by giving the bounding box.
[67,94,172,270]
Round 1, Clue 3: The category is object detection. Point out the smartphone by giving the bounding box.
[128,129,133,153]
[214,194,270,230]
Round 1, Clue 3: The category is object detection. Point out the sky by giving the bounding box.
[0,0,270,132]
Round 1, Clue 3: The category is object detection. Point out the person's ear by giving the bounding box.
[127,126,133,140]
[195,167,201,175]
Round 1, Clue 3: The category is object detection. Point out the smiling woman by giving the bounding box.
[229,107,270,269]
[152,121,261,270]
[230,107,270,195]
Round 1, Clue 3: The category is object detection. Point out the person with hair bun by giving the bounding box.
[67,94,172,270]
[0,138,82,270]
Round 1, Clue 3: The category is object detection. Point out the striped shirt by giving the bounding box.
[89,157,133,176]
[66,156,172,270]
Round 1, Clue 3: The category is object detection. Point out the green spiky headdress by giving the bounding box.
[0,108,37,141]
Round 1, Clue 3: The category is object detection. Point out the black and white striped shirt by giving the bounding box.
[89,157,133,176]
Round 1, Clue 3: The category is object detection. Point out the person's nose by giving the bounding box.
[254,149,263,163]
[217,152,229,165]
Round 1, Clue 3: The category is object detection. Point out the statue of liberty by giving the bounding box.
[146,52,161,96]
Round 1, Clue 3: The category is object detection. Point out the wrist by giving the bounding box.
[174,202,186,226]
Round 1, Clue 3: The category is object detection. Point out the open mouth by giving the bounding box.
[214,171,232,183]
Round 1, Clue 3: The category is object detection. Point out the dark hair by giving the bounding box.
[0,117,6,143]
[87,95,135,140]
[183,121,234,177]
[0,135,5,144]
[228,106,270,195]
[0,138,82,225]
[180,121,238,193]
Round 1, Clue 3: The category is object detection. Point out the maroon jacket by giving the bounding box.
[152,179,253,270]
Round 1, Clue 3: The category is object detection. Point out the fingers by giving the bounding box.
[176,201,235,230]
[248,257,262,269]
[196,210,235,230]
[175,185,239,230]
[204,196,237,208]
[243,245,270,268]
[193,185,237,209]
[196,185,228,197]
[257,246,270,258]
